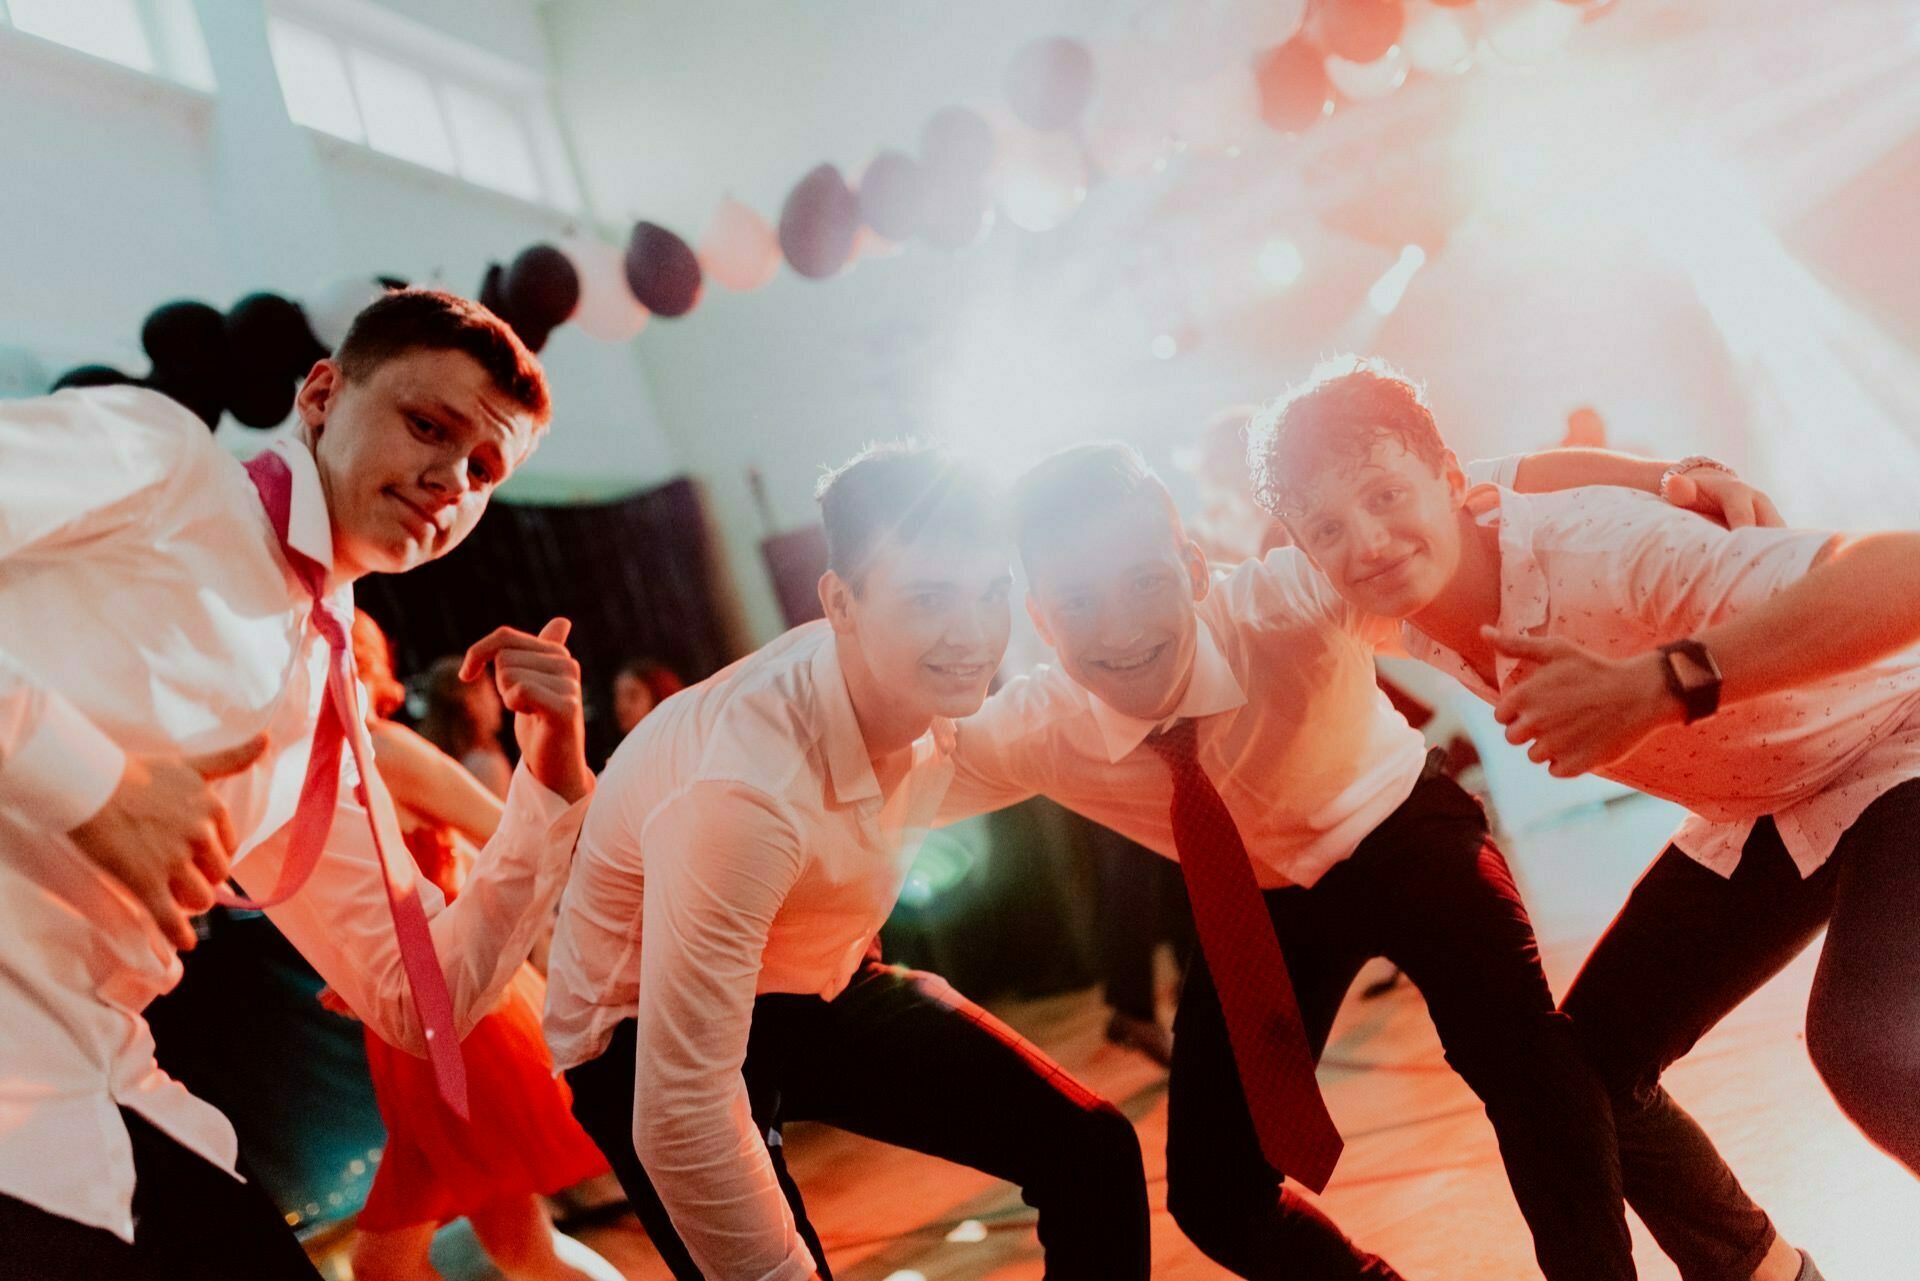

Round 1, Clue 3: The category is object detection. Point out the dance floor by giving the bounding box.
[393,793,1918,1279]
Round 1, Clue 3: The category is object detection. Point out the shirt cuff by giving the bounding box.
[503,759,590,831]
[1462,453,1523,489]
[2,689,126,832]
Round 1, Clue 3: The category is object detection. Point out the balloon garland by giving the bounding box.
[51,0,1614,419]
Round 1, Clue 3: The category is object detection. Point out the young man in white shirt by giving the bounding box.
[1246,357,1920,1281]
[546,444,1150,1281]
[940,440,1779,1281]
[0,289,594,1280]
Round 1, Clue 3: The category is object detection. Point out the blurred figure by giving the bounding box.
[419,653,514,798]
[611,657,684,736]
[1187,403,1291,563]
[348,613,617,1281]
[1562,405,1609,448]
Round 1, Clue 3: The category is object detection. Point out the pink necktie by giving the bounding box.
[216,449,469,1118]
[1146,718,1343,1191]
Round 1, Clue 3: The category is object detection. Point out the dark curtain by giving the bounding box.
[356,476,737,763]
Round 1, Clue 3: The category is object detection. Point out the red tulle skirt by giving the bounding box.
[357,964,608,1230]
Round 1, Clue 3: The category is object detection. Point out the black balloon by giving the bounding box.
[920,106,996,181]
[224,368,297,429]
[478,261,510,317]
[52,364,139,391]
[146,370,225,430]
[225,293,325,382]
[141,301,225,375]
[1004,36,1096,132]
[623,222,703,317]
[779,164,860,280]
[858,151,930,242]
[505,244,581,331]
[375,275,411,291]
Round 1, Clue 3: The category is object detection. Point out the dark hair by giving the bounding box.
[814,441,1002,591]
[416,654,488,757]
[1247,355,1444,519]
[615,657,685,706]
[335,288,551,426]
[1011,441,1183,572]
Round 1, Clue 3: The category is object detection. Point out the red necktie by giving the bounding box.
[216,448,470,1119]
[1146,718,1343,1191]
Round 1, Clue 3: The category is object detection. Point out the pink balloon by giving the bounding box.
[559,235,648,341]
[697,197,781,293]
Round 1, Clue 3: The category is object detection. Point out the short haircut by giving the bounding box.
[1012,441,1184,573]
[335,287,551,427]
[814,441,1002,591]
[1247,355,1445,519]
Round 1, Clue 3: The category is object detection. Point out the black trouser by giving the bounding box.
[0,1108,321,1281]
[1562,776,1920,1280]
[566,961,1150,1280]
[1165,771,1633,1281]
[1091,823,1193,1021]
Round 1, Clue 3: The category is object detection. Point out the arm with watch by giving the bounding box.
[1480,522,1920,777]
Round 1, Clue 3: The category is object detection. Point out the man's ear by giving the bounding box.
[295,359,343,437]
[818,570,856,635]
[1025,592,1055,652]
[1441,449,1470,505]
[1181,537,1211,602]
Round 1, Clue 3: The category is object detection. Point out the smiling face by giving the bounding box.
[1024,494,1209,722]
[1289,439,1469,619]
[296,347,537,582]
[826,532,1014,724]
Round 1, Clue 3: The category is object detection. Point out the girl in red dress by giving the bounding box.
[347,612,615,1281]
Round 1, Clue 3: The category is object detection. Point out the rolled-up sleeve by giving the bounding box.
[630,779,816,1281]
[246,760,588,1051]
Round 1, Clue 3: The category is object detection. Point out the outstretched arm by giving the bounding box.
[1507,448,1784,529]
[1487,530,1920,775]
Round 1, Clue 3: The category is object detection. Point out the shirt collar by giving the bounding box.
[261,436,335,572]
[808,632,957,806]
[1402,485,1550,691]
[1084,615,1247,764]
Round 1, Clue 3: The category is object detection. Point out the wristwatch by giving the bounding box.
[1658,455,1736,504]
[1656,639,1722,724]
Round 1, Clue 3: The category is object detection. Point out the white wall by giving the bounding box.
[0,0,676,495]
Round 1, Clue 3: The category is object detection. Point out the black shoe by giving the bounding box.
[1105,1011,1174,1067]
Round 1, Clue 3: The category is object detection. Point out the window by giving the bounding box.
[264,10,579,210]
[1,0,212,89]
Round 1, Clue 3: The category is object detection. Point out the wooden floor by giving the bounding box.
[423,794,1919,1279]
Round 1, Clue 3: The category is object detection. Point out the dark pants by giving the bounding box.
[1092,823,1193,1021]
[566,961,1150,1280]
[0,1108,321,1281]
[1165,772,1633,1281]
[1562,775,1920,1280]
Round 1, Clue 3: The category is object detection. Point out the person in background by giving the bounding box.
[419,652,515,798]
[329,613,618,1281]
[611,657,685,737]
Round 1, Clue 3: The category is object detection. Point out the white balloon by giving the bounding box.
[1172,63,1261,152]
[993,125,1088,232]
[697,197,782,293]
[1481,0,1580,65]
[1325,45,1410,101]
[560,235,649,341]
[305,277,385,350]
[1403,0,1477,76]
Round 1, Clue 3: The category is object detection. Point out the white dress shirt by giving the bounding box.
[545,620,956,1281]
[0,387,587,1239]
[943,547,1428,889]
[1400,485,1920,877]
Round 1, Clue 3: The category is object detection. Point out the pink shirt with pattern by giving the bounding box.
[1401,485,1920,878]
